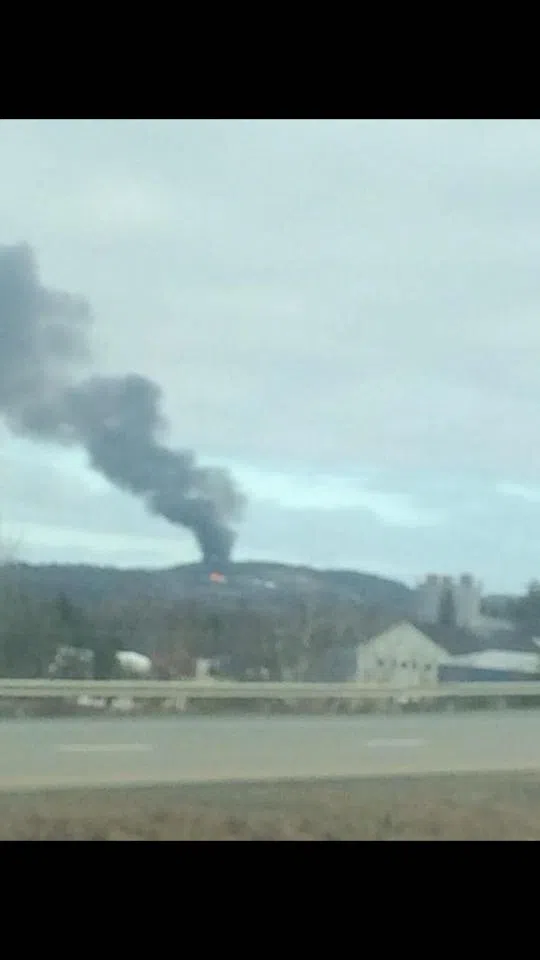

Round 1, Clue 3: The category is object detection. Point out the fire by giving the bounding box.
[209,571,226,584]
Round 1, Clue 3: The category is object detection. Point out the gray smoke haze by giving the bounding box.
[0,243,245,567]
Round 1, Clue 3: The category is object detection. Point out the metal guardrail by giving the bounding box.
[0,679,539,700]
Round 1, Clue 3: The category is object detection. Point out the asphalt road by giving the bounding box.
[2,710,540,792]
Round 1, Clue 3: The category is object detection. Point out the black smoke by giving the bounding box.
[0,243,245,567]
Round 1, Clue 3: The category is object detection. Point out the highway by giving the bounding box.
[2,710,540,792]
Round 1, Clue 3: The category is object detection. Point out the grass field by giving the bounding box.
[1,773,540,839]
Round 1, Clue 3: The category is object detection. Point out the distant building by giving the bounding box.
[354,622,450,688]
[415,573,443,622]
[414,573,483,629]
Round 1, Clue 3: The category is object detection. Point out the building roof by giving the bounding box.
[450,649,539,674]
[355,616,490,656]
[413,620,540,656]
[411,622,486,655]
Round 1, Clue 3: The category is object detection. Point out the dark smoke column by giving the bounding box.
[0,243,245,566]
[62,374,244,569]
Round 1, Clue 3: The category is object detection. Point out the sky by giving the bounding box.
[1,118,540,592]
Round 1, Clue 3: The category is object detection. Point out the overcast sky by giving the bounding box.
[2,118,540,591]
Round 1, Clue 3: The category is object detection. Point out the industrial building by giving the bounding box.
[414,573,483,629]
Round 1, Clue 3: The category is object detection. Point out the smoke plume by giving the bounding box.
[0,243,245,567]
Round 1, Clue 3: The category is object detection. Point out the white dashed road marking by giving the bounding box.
[56,744,152,753]
[367,738,427,749]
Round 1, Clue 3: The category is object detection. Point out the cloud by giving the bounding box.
[228,465,444,528]
[496,483,540,504]
[60,176,175,236]
[7,521,190,569]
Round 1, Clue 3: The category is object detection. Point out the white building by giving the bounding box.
[306,620,456,688]
[355,621,450,688]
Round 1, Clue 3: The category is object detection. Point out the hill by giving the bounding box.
[2,560,413,615]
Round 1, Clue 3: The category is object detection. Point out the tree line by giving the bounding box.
[0,572,384,680]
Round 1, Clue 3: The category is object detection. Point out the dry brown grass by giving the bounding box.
[1,773,540,839]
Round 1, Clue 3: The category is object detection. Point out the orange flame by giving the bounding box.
[209,572,226,584]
